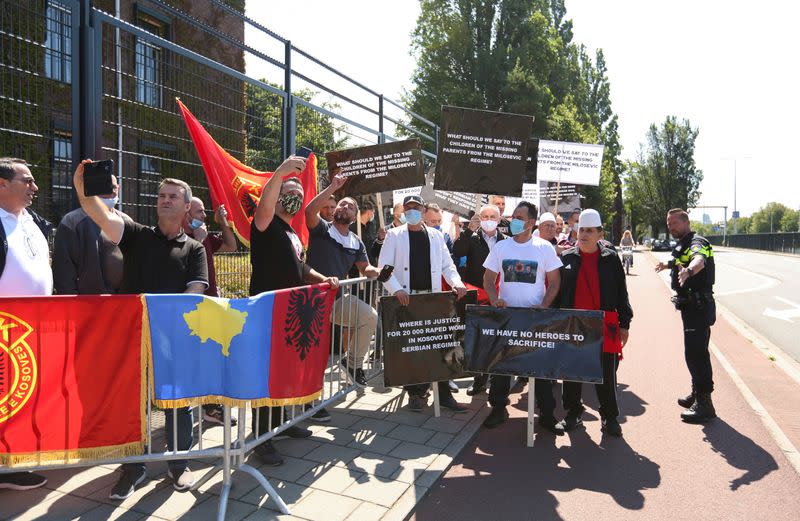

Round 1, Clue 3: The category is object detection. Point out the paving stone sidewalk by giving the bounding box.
[1,377,488,521]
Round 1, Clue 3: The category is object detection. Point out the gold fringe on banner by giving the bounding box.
[1,441,145,468]
[152,389,323,409]
[139,295,149,447]
[141,295,326,410]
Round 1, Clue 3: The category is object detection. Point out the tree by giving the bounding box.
[405,0,624,230]
[623,117,703,236]
[245,82,347,175]
[748,202,794,233]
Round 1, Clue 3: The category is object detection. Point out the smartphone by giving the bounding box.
[83,159,115,197]
[377,265,394,283]
[295,146,313,159]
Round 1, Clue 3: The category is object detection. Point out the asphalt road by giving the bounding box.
[652,247,800,364]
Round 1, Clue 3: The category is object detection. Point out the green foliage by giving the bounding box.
[747,202,798,233]
[405,0,623,235]
[245,82,348,173]
[623,117,703,236]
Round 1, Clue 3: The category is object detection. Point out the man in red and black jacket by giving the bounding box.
[557,209,633,437]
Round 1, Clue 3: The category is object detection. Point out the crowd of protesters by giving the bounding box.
[1,153,718,499]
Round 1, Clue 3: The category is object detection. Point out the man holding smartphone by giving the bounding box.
[73,159,208,500]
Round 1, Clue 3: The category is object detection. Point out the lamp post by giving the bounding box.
[722,157,752,234]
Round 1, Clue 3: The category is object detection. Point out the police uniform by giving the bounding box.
[668,231,716,421]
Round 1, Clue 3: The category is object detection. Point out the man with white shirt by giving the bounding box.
[481,201,563,432]
[0,157,51,490]
[378,195,469,412]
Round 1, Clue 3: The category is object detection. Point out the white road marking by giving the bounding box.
[763,296,800,323]
[715,263,781,297]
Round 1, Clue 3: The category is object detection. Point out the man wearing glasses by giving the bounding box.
[0,157,51,490]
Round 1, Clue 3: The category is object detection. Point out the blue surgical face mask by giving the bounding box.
[398,213,407,224]
[189,218,204,230]
[510,218,528,236]
[433,225,441,231]
[404,209,422,225]
[100,196,118,209]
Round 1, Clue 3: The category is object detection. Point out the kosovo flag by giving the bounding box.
[144,284,336,408]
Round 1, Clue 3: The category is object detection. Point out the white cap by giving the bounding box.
[578,209,602,229]
[538,212,556,224]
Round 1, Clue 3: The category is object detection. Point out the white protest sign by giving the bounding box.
[537,140,604,186]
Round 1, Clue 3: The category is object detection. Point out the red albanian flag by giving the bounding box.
[176,98,318,247]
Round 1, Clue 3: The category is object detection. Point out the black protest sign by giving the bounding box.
[421,166,488,216]
[381,291,477,387]
[524,138,539,184]
[464,306,604,383]
[326,138,425,198]
[435,106,534,197]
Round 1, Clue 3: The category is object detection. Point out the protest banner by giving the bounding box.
[393,166,489,216]
[326,138,425,198]
[539,181,582,215]
[464,306,604,383]
[524,138,539,184]
[536,140,604,186]
[381,291,477,387]
[435,106,533,196]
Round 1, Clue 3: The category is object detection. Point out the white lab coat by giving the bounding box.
[378,224,463,295]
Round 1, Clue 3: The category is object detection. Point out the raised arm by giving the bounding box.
[73,159,125,244]
[214,204,237,253]
[253,156,306,232]
[305,174,346,230]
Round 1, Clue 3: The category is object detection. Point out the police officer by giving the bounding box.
[655,208,717,423]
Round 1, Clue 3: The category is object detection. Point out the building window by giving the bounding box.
[134,13,168,107]
[44,1,72,84]
[137,155,161,221]
[52,132,73,219]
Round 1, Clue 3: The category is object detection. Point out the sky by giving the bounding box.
[246,0,800,220]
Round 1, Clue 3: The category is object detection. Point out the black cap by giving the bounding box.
[403,194,425,206]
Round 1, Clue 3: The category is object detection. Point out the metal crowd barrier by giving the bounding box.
[0,277,384,520]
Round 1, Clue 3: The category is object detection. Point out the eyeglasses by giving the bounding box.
[23,228,38,258]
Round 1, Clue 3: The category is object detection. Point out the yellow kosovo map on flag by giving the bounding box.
[183,298,248,357]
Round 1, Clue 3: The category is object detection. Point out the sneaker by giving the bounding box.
[482,407,508,428]
[440,396,469,413]
[556,414,583,433]
[167,467,195,492]
[341,360,367,387]
[0,472,47,490]
[601,417,623,437]
[273,424,313,440]
[408,395,425,411]
[202,405,237,426]
[109,466,146,500]
[467,375,488,396]
[254,441,283,466]
[310,407,331,423]
[538,416,565,436]
[448,380,459,393]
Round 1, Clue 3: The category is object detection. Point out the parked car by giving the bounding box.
[651,239,673,251]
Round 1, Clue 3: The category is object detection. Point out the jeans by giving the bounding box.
[332,294,378,369]
[123,406,193,474]
[488,375,557,419]
[562,352,620,419]
[681,300,716,394]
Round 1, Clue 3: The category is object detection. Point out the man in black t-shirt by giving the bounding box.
[74,162,207,500]
[249,155,339,467]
